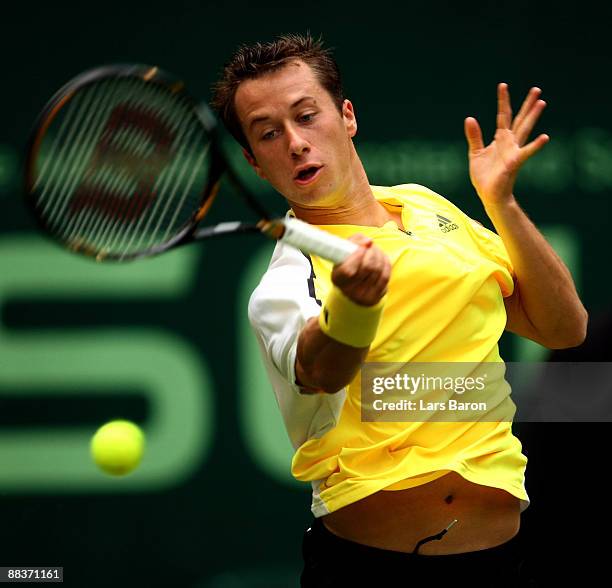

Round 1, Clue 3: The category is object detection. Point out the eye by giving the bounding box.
[299,112,316,123]
[261,129,278,141]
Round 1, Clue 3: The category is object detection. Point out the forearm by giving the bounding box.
[295,316,369,394]
[293,234,390,394]
[484,196,588,347]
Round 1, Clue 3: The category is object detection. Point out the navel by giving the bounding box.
[444,494,454,504]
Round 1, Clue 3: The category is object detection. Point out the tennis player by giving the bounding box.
[212,34,587,586]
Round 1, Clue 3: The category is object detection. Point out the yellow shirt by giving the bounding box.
[289,184,529,514]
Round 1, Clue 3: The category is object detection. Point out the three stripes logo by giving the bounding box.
[437,214,459,233]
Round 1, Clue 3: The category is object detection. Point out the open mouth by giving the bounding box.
[294,165,323,185]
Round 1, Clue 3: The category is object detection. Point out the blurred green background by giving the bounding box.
[1,1,610,586]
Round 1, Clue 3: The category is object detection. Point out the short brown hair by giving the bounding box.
[210,33,344,153]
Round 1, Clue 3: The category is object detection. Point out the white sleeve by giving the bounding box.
[248,240,323,389]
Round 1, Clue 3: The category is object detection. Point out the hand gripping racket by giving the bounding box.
[24,64,358,263]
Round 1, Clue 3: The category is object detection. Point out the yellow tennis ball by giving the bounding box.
[90,420,145,476]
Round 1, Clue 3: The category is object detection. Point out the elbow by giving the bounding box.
[309,360,364,394]
[320,385,346,395]
[313,370,355,394]
[544,307,589,349]
[296,360,355,395]
[546,334,585,350]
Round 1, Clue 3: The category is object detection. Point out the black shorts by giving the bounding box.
[300,517,539,587]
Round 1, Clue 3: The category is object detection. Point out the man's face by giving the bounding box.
[234,60,357,209]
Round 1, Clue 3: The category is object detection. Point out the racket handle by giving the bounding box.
[279,217,358,264]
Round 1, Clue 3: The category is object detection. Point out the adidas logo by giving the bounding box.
[437,214,459,233]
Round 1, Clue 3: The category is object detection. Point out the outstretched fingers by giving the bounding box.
[464,116,484,153]
[512,87,541,133]
[497,83,512,130]
[499,83,549,153]
[519,133,550,163]
[514,93,547,145]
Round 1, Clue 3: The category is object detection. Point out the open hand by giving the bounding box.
[464,83,549,208]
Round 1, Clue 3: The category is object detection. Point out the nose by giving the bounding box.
[286,124,310,158]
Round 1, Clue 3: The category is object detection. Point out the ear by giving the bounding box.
[342,99,357,138]
[242,148,268,181]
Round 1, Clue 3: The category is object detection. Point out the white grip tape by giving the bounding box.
[280,217,358,264]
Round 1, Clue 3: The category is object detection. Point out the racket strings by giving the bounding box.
[121,119,201,255]
[81,85,189,254]
[41,78,147,243]
[65,82,190,250]
[58,79,141,245]
[38,80,112,220]
[31,75,212,259]
[131,101,208,253]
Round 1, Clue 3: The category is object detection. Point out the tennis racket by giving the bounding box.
[24,63,358,263]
